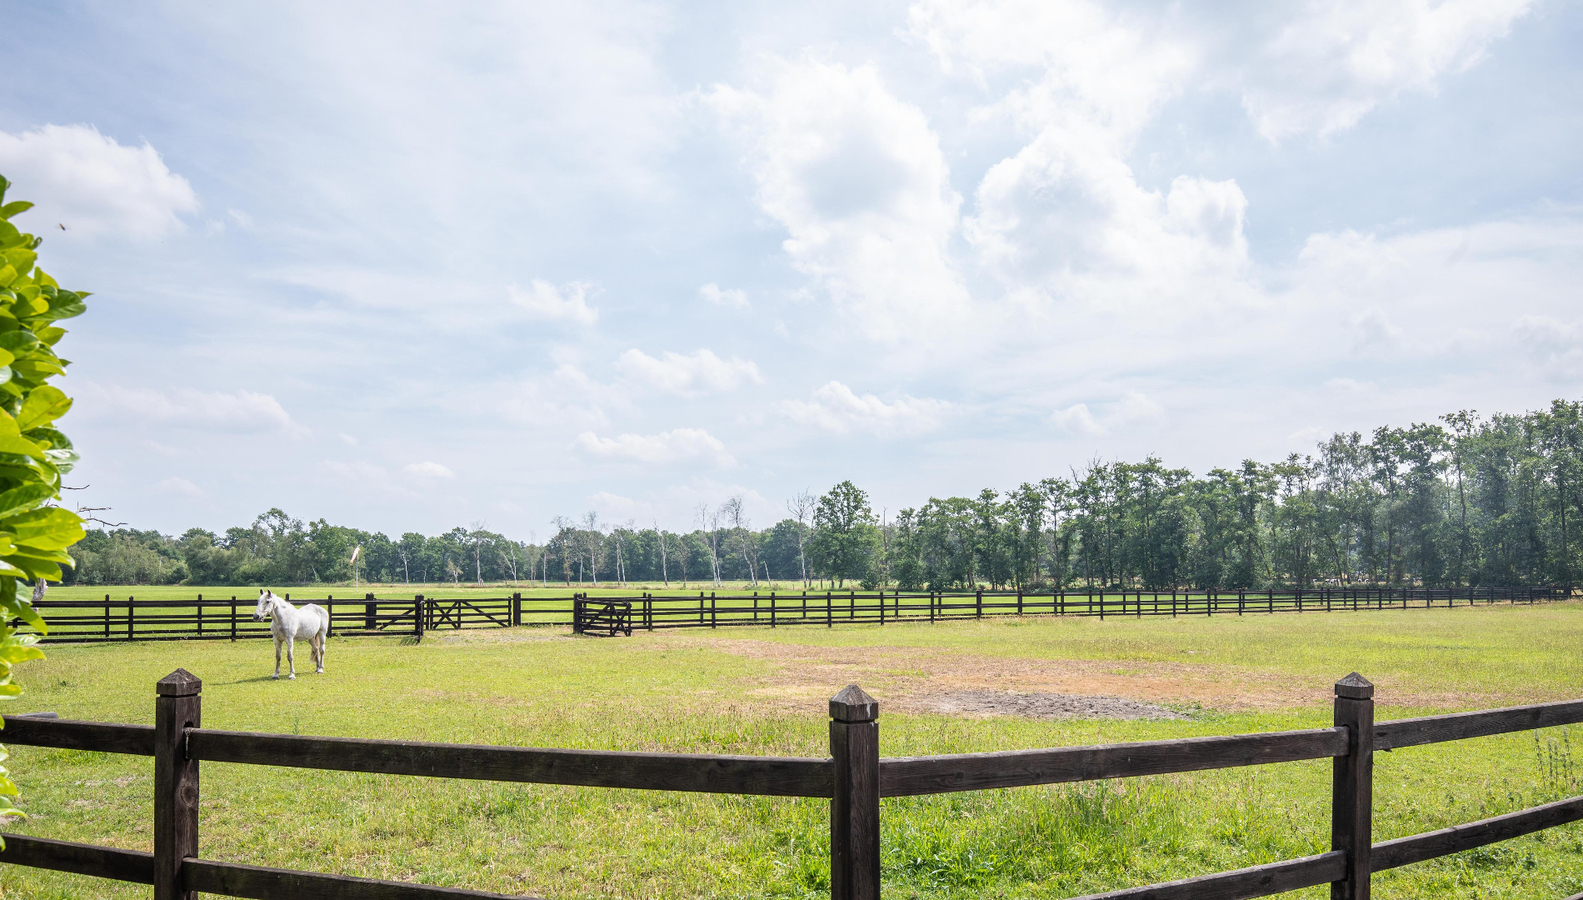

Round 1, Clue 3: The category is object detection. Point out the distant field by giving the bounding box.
[3,603,1583,898]
[46,581,834,601]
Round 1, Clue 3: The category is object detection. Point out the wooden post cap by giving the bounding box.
[830,685,878,723]
[156,669,202,696]
[1334,672,1373,699]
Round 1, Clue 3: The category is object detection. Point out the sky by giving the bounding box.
[1,0,1580,538]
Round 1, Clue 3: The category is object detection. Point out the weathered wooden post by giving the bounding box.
[1331,672,1374,900]
[154,669,201,900]
[512,592,522,627]
[365,592,377,631]
[414,594,425,639]
[830,685,880,900]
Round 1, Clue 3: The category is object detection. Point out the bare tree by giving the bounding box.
[498,541,521,586]
[696,503,723,587]
[788,489,815,587]
[581,511,602,586]
[609,519,635,586]
[468,521,490,584]
[722,494,759,587]
[653,519,670,586]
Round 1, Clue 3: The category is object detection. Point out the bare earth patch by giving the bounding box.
[917,690,1184,720]
[646,634,1513,715]
[435,627,1522,715]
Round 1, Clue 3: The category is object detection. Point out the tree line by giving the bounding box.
[65,398,1583,590]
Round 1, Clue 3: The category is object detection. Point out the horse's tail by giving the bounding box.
[318,605,331,640]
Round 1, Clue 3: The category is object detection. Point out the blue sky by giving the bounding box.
[2,0,1580,537]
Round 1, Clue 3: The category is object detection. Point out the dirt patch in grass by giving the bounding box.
[434,627,1520,715]
[654,635,1507,715]
[916,690,1185,720]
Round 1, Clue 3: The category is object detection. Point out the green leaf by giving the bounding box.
[0,484,54,520]
[11,358,64,379]
[0,220,22,250]
[0,332,38,358]
[0,202,32,220]
[0,417,42,460]
[17,386,70,431]
[0,250,35,278]
[32,327,63,346]
[25,427,71,450]
[43,447,77,475]
[0,553,63,586]
[42,296,85,320]
[0,644,43,665]
[6,507,84,550]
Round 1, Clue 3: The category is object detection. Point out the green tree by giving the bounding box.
[808,480,880,587]
[0,176,90,826]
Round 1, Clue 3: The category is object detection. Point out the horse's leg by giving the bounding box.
[273,636,282,680]
[286,634,297,680]
[315,621,326,674]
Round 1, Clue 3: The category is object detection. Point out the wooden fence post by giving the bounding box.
[414,595,425,640]
[230,596,237,642]
[830,685,880,900]
[1331,672,1374,900]
[365,593,376,631]
[154,669,201,900]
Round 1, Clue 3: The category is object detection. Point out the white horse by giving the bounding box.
[253,589,330,680]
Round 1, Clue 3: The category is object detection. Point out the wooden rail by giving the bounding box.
[30,585,1568,643]
[5,674,1583,899]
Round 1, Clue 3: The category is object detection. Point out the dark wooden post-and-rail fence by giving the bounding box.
[7,673,1583,898]
[19,585,1573,643]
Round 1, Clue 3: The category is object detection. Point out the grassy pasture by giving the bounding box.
[2,603,1583,898]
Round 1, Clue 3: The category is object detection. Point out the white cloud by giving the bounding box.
[614,348,762,396]
[1242,0,1536,142]
[487,363,620,430]
[156,476,203,498]
[0,124,198,239]
[710,60,969,343]
[338,432,360,446]
[79,384,306,436]
[508,279,598,325]
[403,461,455,479]
[782,381,950,436]
[700,283,749,308]
[1051,402,1104,436]
[908,0,1194,139]
[1514,316,1583,380]
[572,428,735,467]
[1052,392,1165,436]
[1348,308,1403,351]
[909,1,1250,316]
[317,460,422,497]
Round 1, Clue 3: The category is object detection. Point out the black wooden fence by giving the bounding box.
[31,585,1570,643]
[4,672,1583,899]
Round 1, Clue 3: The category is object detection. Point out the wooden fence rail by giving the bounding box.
[30,585,1569,644]
[4,672,1583,899]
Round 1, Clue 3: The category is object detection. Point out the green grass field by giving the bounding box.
[4,602,1583,899]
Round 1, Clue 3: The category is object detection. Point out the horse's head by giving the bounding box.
[254,589,276,622]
